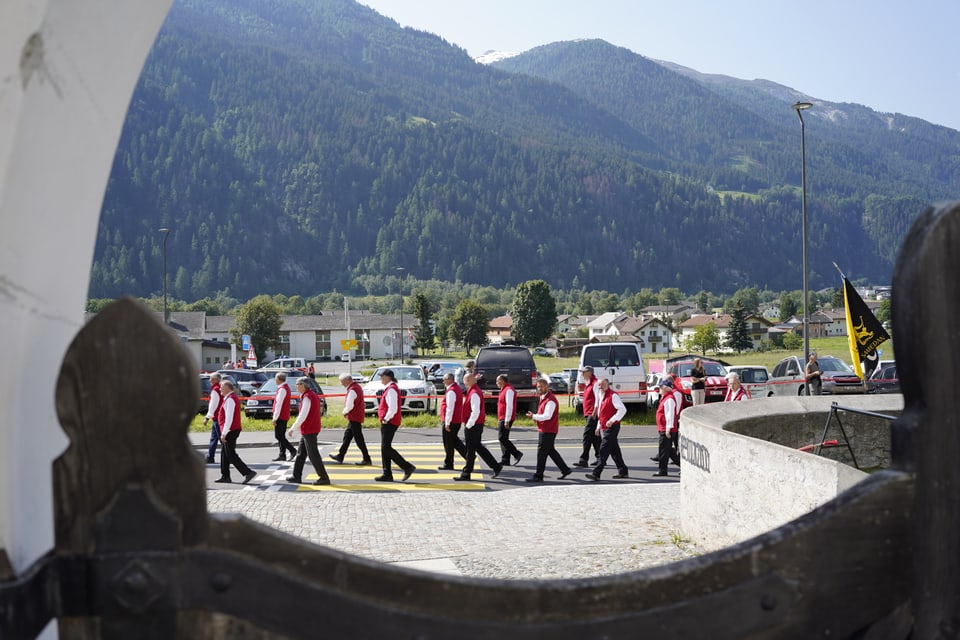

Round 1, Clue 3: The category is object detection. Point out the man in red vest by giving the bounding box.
[575,365,601,467]
[495,374,523,466]
[272,371,298,461]
[585,378,629,481]
[437,372,467,471]
[203,372,222,464]
[285,377,331,485]
[456,373,503,481]
[655,379,681,477]
[330,372,372,465]
[375,369,416,482]
[215,379,257,484]
[525,377,572,482]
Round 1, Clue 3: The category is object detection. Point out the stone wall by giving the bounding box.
[679,395,903,552]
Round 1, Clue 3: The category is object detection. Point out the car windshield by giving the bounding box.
[376,368,424,381]
[819,357,854,373]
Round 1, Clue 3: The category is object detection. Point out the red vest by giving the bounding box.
[221,392,242,433]
[725,386,751,402]
[209,383,222,421]
[535,392,560,434]
[378,382,402,426]
[656,395,678,433]
[497,384,516,421]
[300,388,322,435]
[276,383,291,420]
[598,390,621,429]
[345,381,366,423]
[440,383,464,424]
[463,384,486,425]
[581,378,598,415]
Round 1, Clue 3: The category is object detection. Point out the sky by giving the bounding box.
[359,0,960,131]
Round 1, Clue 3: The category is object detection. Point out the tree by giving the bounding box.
[510,279,558,346]
[725,301,752,353]
[683,322,720,356]
[449,299,489,354]
[724,287,760,315]
[778,291,799,322]
[657,287,682,306]
[876,299,891,324]
[696,290,710,313]
[230,295,282,366]
[412,292,436,353]
[782,331,803,350]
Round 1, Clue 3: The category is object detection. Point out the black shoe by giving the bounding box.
[500,459,511,468]
[243,471,257,484]
[513,451,524,465]
[525,476,544,483]
[374,475,394,482]
[492,464,503,479]
[454,475,472,481]
[286,476,302,484]
[272,455,286,462]
[559,470,572,480]
[313,478,331,485]
[214,477,232,484]
[402,466,417,482]
[652,471,668,477]
[573,461,589,468]
[671,460,680,467]
[205,457,216,464]
[650,456,660,462]
[329,453,344,463]
[356,459,373,466]
[585,472,600,481]
[437,464,454,470]
[613,472,629,479]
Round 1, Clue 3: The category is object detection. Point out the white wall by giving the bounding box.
[0,6,172,639]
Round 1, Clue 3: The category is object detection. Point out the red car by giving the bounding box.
[668,357,728,404]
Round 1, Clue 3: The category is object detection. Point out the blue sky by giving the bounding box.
[360,0,960,131]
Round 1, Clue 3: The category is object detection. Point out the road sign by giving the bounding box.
[245,345,257,369]
[340,339,358,350]
[242,334,250,350]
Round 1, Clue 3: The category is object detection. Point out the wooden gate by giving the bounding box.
[2,202,959,638]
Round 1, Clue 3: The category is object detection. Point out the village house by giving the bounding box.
[676,313,773,351]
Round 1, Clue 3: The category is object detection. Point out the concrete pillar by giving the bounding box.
[0,0,171,630]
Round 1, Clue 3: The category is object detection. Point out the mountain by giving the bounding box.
[89,0,959,302]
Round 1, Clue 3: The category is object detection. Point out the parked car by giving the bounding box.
[474,345,540,414]
[244,372,327,419]
[423,360,463,393]
[645,373,666,410]
[546,373,569,395]
[362,365,435,415]
[768,355,864,396]
[668,356,728,404]
[866,363,900,394]
[531,347,557,357]
[725,365,771,398]
[578,342,648,408]
[216,369,267,397]
[258,357,308,373]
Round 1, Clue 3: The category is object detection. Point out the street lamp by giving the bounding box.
[792,101,813,394]
[159,228,171,326]
[395,266,407,361]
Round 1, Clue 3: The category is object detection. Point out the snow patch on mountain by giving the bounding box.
[474,50,521,64]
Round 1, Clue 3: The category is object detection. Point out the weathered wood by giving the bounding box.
[892,201,960,637]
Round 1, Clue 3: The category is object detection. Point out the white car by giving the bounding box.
[362,365,435,415]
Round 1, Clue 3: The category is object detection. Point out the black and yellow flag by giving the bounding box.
[842,278,890,379]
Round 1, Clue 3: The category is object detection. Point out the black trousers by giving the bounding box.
[441,422,467,467]
[337,420,371,460]
[274,418,297,457]
[220,430,252,479]
[497,420,521,464]
[534,432,571,478]
[593,423,628,477]
[380,422,413,478]
[291,432,329,482]
[658,431,681,473]
[579,415,600,463]
[461,424,500,477]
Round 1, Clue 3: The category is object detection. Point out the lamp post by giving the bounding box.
[792,101,813,394]
[159,228,170,326]
[395,267,406,361]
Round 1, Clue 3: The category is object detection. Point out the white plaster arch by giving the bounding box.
[0,2,172,627]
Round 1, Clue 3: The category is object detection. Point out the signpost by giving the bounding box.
[245,344,257,369]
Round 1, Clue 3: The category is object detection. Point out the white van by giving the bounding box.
[578,342,648,408]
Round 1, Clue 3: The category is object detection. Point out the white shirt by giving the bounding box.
[382,385,399,422]
[464,389,482,429]
[205,385,221,421]
[290,394,312,434]
[501,386,515,422]
[531,397,557,422]
[598,389,627,426]
[342,386,358,415]
[272,383,289,421]
[443,386,458,425]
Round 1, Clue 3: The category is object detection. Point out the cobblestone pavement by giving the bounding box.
[206,482,699,580]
